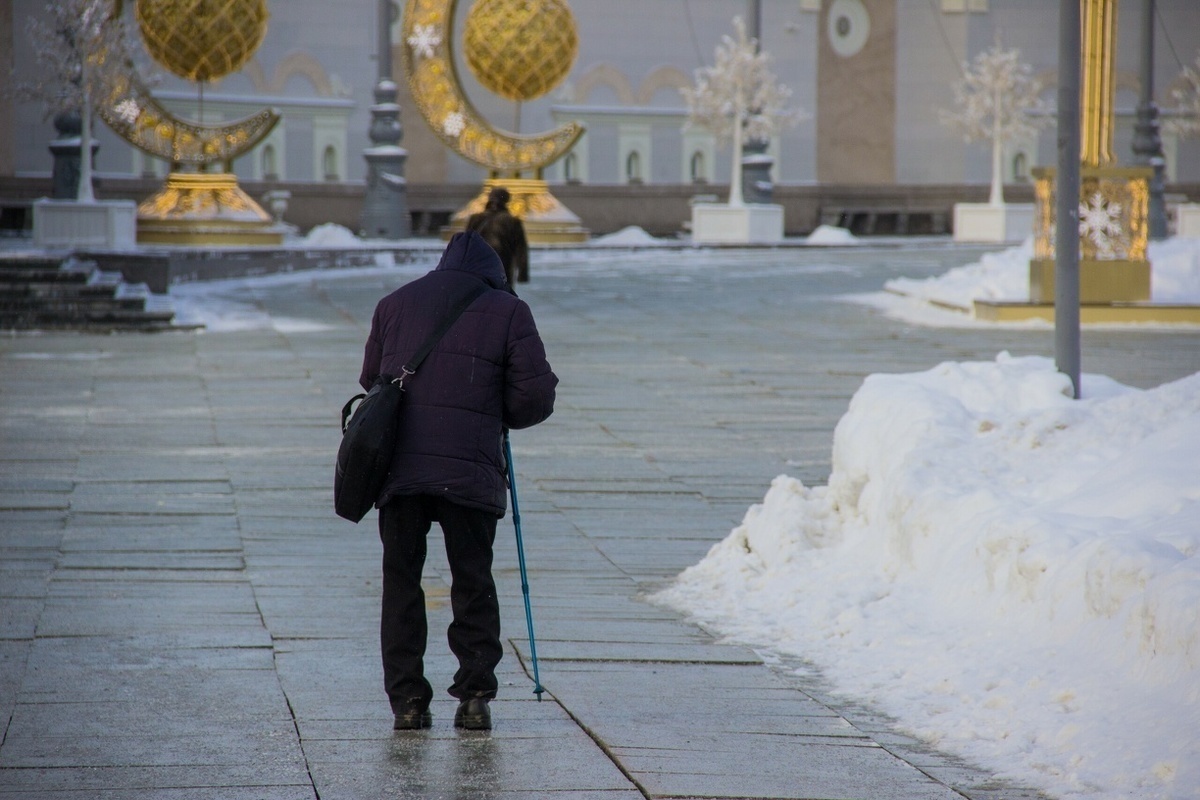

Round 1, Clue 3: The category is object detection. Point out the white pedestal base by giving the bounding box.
[691,203,784,244]
[952,203,1034,243]
[1176,204,1200,238]
[33,199,137,249]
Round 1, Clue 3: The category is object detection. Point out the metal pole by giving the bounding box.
[378,0,393,81]
[741,0,774,204]
[503,431,544,699]
[1057,0,1082,398]
[1132,0,1169,239]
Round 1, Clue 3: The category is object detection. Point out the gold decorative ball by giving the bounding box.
[135,0,268,83]
[463,0,578,103]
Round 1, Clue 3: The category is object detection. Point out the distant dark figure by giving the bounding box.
[465,186,529,285]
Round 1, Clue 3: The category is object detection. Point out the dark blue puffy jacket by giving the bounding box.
[359,231,557,515]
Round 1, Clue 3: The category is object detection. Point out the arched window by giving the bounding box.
[564,152,579,183]
[323,145,339,181]
[261,145,278,180]
[1012,151,1028,182]
[690,150,706,183]
[625,150,642,184]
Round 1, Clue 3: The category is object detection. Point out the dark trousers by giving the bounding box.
[378,495,502,713]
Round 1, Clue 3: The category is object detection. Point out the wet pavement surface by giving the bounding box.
[3,241,1198,799]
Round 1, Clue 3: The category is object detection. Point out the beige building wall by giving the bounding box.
[818,0,897,184]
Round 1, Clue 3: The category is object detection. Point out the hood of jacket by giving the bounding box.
[436,230,508,289]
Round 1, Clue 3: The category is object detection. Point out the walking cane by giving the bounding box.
[503,430,545,700]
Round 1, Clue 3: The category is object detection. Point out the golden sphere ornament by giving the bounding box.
[135,0,269,83]
[463,0,578,102]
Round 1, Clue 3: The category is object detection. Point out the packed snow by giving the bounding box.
[648,233,1200,800]
[805,224,862,245]
[654,353,1200,800]
[873,235,1200,328]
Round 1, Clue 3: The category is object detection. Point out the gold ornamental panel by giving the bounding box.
[1032,166,1150,263]
[403,0,583,173]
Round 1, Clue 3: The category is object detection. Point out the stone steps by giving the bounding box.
[0,256,177,330]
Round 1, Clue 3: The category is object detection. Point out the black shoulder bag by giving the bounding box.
[334,283,489,523]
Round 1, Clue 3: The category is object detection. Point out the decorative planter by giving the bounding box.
[33,199,138,249]
[952,202,1034,243]
[691,203,784,244]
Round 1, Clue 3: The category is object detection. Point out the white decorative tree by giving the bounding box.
[14,1,129,203]
[940,43,1048,207]
[1165,52,1200,139]
[682,16,798,208]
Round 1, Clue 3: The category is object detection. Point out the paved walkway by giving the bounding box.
[2,242,1198,799]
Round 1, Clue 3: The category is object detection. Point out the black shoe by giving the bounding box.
[393,702,432,730]
[454,697,491,730]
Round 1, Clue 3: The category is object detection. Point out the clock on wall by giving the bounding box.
[827,0,870,58]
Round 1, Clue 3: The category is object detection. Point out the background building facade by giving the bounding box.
[2,0,1199,235]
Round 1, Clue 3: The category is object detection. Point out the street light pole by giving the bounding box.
[741,0,773,204]
[1132,0,1169,239]
[1057,0,1082,398]
[360,0,411,239]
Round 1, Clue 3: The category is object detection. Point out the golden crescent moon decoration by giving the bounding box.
[93,0,279,165]
[401,0,583,173]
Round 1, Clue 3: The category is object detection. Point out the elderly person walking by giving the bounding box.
[358,230,557,730]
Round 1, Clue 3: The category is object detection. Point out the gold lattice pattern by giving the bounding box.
[1033,170,1149,262]
[136,0,268,83]
[463,0,577,102]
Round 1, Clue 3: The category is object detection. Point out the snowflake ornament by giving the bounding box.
[114,99,140,124]
[1078,192,1126,259]
[407,24,441,59]
[442,111,466,137]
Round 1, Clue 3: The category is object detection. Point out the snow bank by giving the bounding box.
[655,354,1200,800]
[303,223,361,247]
[590,226,671,246]
[886,238,1034,307]
[885,236,1200,309]
[806,224,860,245]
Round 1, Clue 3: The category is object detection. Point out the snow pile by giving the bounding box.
[1147,236,1200,303]
[303,223,361,247]
[655,353,1200,800]
[590,226,671,247]
[886,238,1034,307]
[885,236,1200,309]
[806,224,861,245]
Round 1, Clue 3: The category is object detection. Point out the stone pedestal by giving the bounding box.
[691,203,784,244]
[33,199,137,249]
[1176,204,1200,238]
[137,172,284,246]
[952,203,1034,243]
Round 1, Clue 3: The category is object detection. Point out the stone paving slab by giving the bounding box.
[5,243,1195,798]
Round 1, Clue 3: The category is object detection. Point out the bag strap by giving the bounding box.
[401,282,490,379]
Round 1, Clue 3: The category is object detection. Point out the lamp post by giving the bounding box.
[741,0,774,204]
[1131,0,1168,240]
[360,0,411,239]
